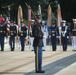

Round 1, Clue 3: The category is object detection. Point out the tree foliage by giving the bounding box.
[0,0,76,22]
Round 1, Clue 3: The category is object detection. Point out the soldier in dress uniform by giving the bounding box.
[30,20,35,51]
[72,19,76,51]
[18,21,27,51]
[50,20,59,51]
[41,21,48,51]
[0,21,7,51]
[9,21,17,51]
[32,19,45,73]
[60,20,68,51]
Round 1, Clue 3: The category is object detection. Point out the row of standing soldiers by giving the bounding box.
[0,19,70,52]
[0,21,27,51]
[50,20,69,51]
[30,19,69,52]
[0,19,72,73]
[29,19,69,73]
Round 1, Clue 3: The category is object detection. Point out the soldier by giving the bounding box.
[9,21,17,51]
[13,21,19,48]
[41,21,48,51]
[50,20,59,51]
[60,20,68,51]
[30,20,35,51]
[0,21,7,51]
[32,19,45,73]
[18,21,27,51]
[72,19,76,51]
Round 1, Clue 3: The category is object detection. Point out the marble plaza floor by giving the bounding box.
[0,43,76,75]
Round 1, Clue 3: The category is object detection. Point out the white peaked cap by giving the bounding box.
[42,21,45,23]
[61,20,66,23]
[73,19,76,22]
[31,20,35,22]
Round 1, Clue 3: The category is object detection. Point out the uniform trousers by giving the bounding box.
[34,46,42,71]
[51,36,56,51]
[72,36,76,50]
[42,37,46,50]
[10,36,15,51]
[30,37,34,50]
[0,36,4,51]
[61,37,67,51]
[20,37,25,51]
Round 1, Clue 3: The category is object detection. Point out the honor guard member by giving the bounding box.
[41,21,48,51]
[0,21,7,51]
[9,21,17,51]
[61,20,68,51]
[18,21,27,51]
[50,20,59,51]
[30,20,35,51]
[72,19,76,50]
[32,19,45,73]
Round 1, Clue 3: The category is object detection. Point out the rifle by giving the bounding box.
[25,2,44,36]
[25,2,43,71]
[25,3,39,24]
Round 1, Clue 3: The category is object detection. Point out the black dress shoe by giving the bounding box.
[11,50,14,51]
[63,50,66,51]
[53,49,56,51]
[1,50,4,51]
[42,50,45,51]
[36,70,45,73]
[21,50,24,51]
[73,50,76,51]
[31,50,34,51]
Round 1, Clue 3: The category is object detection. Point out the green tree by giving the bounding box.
[37,0,58,20]
[0,0,76,22]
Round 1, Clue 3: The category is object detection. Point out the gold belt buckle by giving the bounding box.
[11,33,13,35]
[62,33,65,36]
[21,34,23,36]
[52,34,55,36]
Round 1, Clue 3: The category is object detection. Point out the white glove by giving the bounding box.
[43,36,46,38]
[67,36,69,39]
[49,35,51,38]
[56,36,59,38]
[58,36,61,38]
[64,31,67,34]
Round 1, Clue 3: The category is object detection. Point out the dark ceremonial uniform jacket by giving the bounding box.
[50,25,59,38]
[72,29,76,36]
[4,23,8,37]
[32,24,43,47]
[61,25,68,38]
[9,25,17,37]
[18,25,27,37]
[0,24,7,37]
